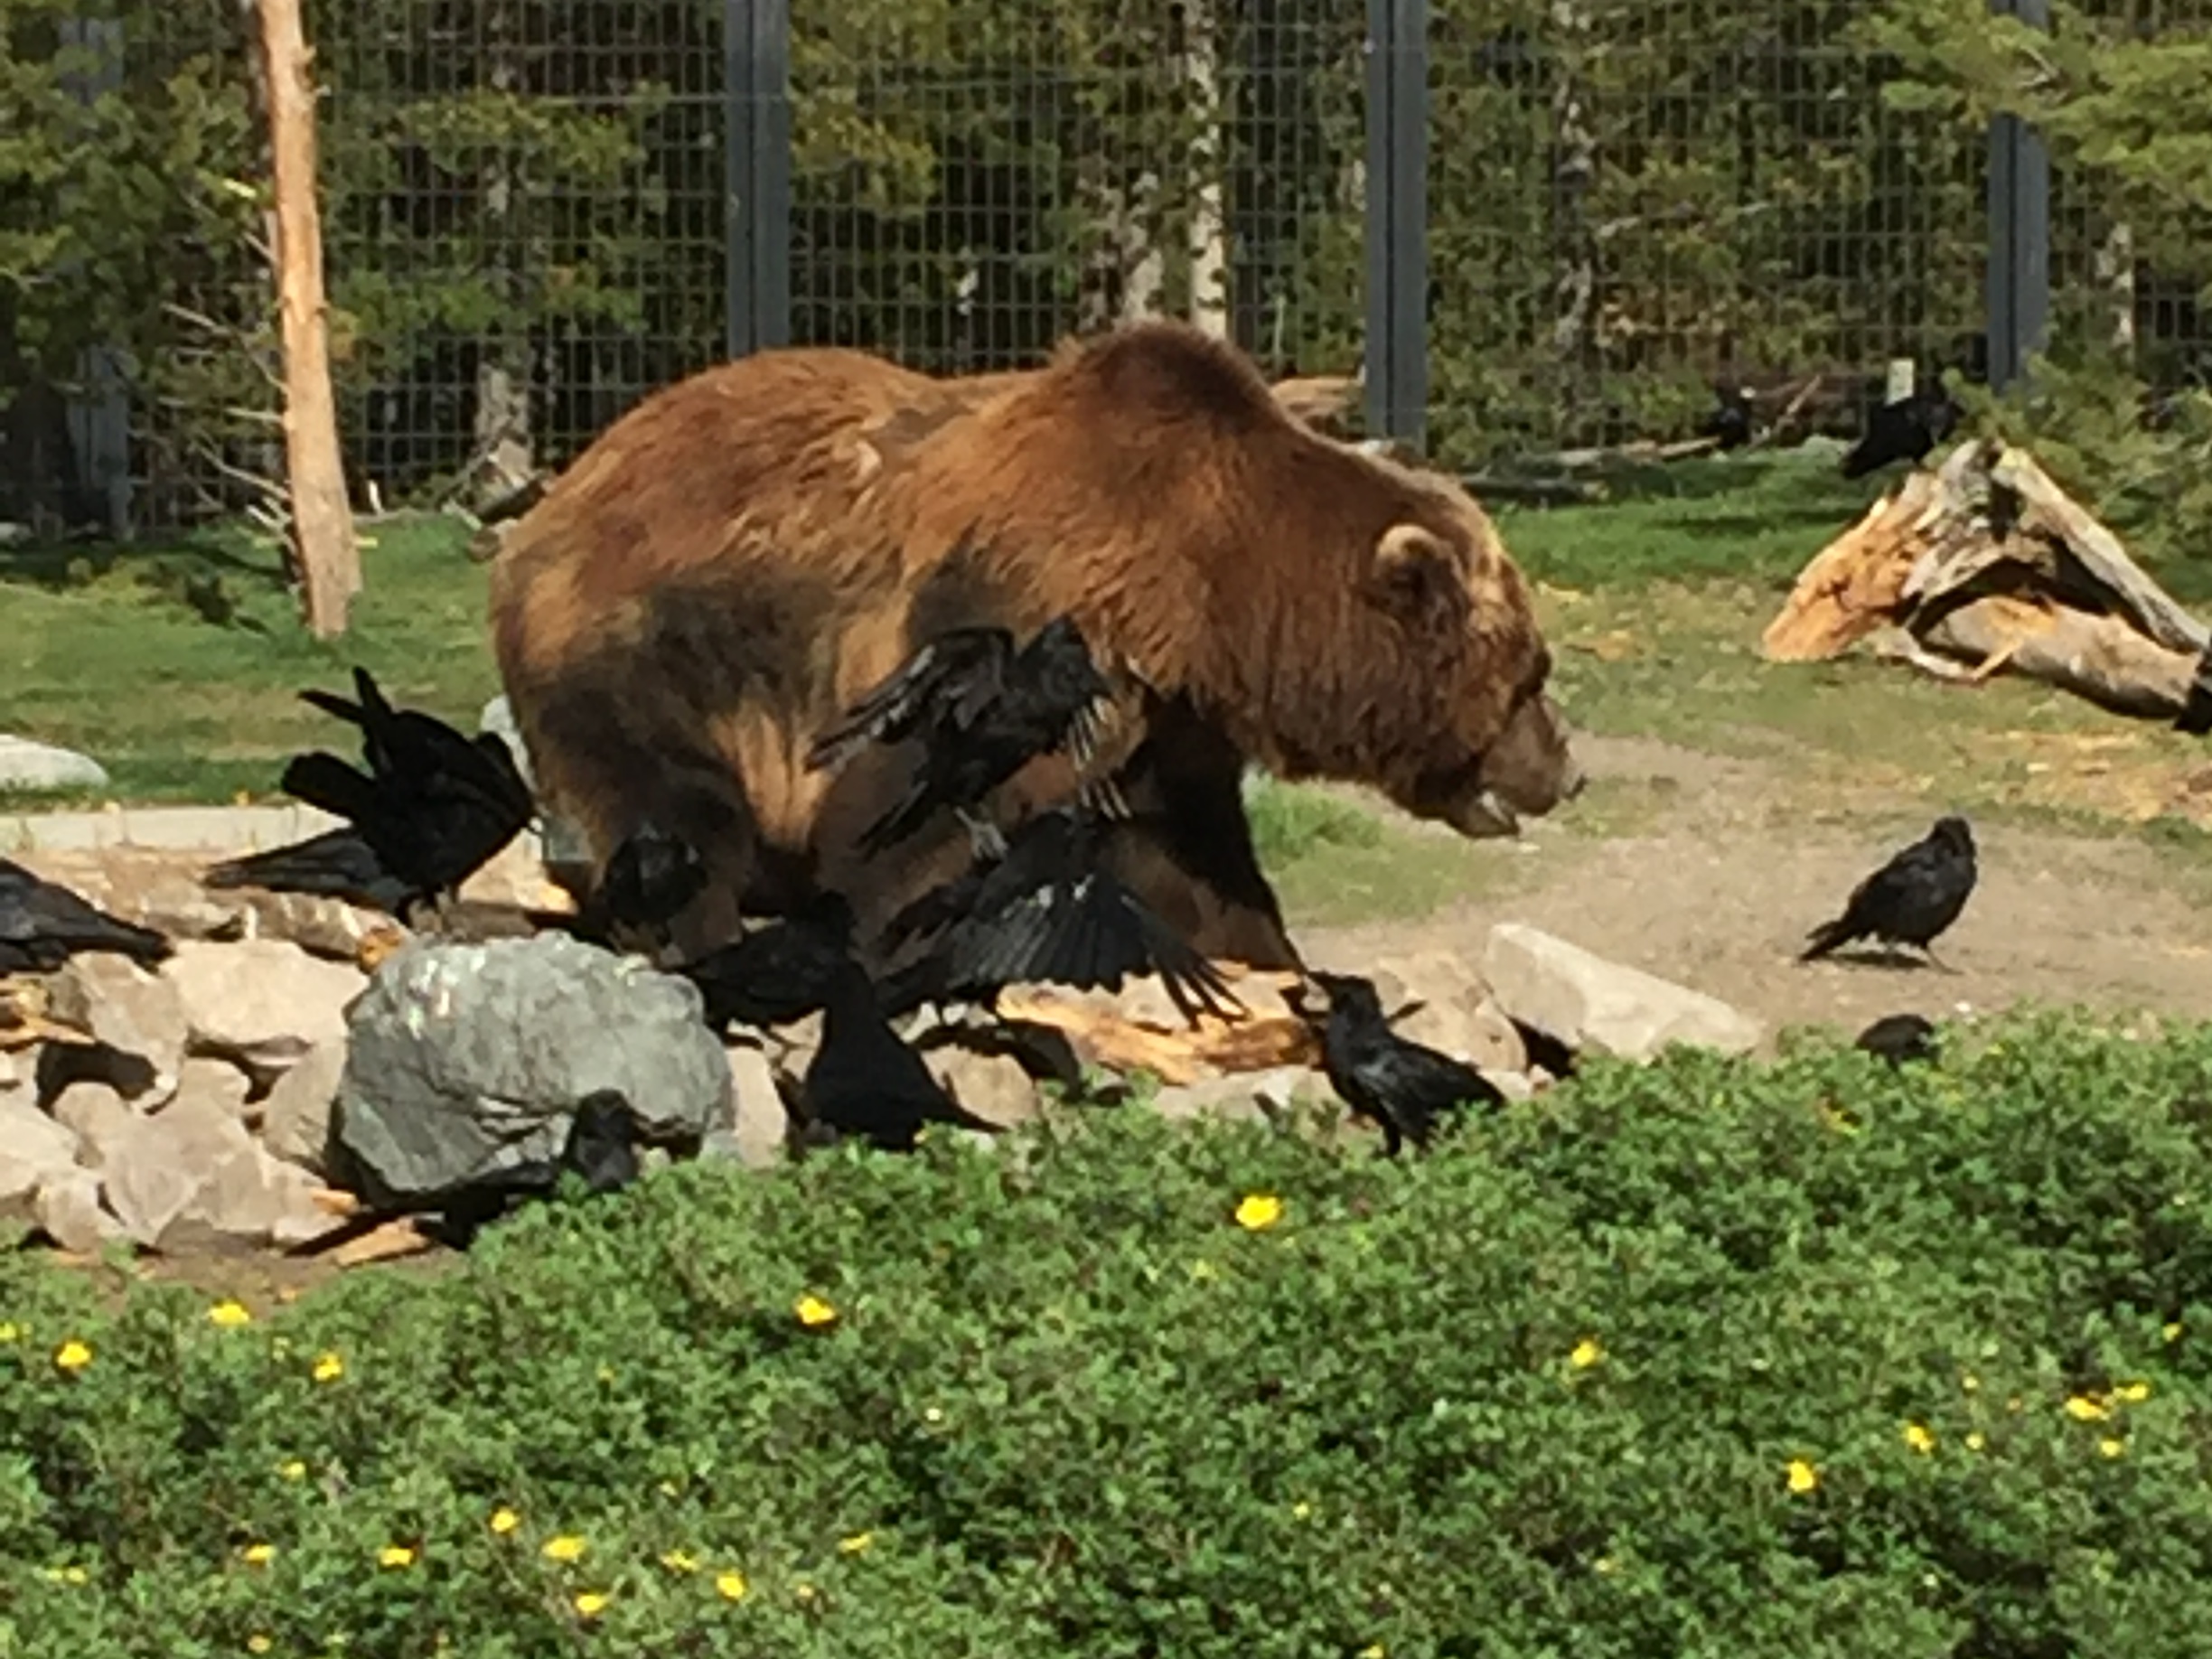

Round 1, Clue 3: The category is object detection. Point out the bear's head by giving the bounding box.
[1352,499,1583,838]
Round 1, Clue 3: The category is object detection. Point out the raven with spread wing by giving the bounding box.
[0,858,173,975]
[876,802,1242,1027]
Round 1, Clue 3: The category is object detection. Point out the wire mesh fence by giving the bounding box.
[1,0,2207,534]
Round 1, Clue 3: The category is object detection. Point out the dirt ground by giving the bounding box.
[1298,733,2212,1047]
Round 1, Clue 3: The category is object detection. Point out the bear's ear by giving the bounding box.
[1366,522,1469,631]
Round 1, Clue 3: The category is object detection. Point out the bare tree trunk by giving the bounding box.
[253,0,360,638]
[1181,0,1230,339]
[1549,0,1598,431]
[473,1,533,503]
[2095,220,2136,361]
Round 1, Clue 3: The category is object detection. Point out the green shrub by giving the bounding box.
[5,1008,2212,1654]
[1245,778,1387,866]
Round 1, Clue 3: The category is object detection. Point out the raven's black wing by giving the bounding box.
[807,626,1017,775]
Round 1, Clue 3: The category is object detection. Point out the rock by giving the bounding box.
[100,1087,256,1246]
[163,939,365,1069]
[1155,1064,1328,1125]
[34,1171,122,1253]
[704,1042,791,1169]
[0,735,108,792]
[0,1048,23,1099]
[258,1037,346,1174]
[175,1056,253,1119]
[164,1144,334,1250]
[44,954,190,1098]
[1482,923,1765,1063]
[333,934,730,1205]
[50,1082,138,1167]
[0,1099,82,1230]
[1367,951,1529,1075]
[478,695,537,792]
[920,1044,1042,1130]
[233,889,394,962]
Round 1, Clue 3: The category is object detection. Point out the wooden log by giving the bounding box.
[994,979,1318,1085]
[253,0,359,639]
[1758,441,1988,661]
[1918,593,2198,718]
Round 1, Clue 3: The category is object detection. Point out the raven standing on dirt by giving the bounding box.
[1289,970,1505,1157]
[0,858,173,975]
[204,667,536,921]
[1800,816,1978,969]
[808,613,1128,858]
[1840,388,1962,479]
[876,802,1242,1027]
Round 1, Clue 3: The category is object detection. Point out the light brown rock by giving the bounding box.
[1482,923,1764,1062]
[163,938,367,1064]
[166,1143,335,1249]
[921,1045,1042,1130]
[706,1042,791,1169]
[258,1037,345,1174]
[34,1170,122,1253]
[101,1088,256,1245]
[50,1082,139,1168]
[45,955,189,1096]
[1154,1064,1328,1125]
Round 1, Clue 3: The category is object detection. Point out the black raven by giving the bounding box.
[204,668,536,920]
[1841,388,1961,479]
[808,614,1127,858]
[799,953,997,1153]
[1855,1012,1940,1067]
[0,858,173,975]
[569,822,708,954]
[1702,384,1756,451]
[1289,970,1505,1156]
[291,1090,647,1255]
[876,802,1242,1027]
[672,891,863,1036]
[1801,816,1977,969]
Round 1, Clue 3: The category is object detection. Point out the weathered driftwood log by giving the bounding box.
[1762,438,2210,718]
[995,971,1318,1085]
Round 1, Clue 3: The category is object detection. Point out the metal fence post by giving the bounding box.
[1985,0,2050,393]
[1363,0,1429,450]
[725,0,792,358]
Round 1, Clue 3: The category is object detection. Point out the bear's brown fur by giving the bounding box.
[489,321,1579,970]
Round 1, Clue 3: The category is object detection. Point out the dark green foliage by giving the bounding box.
[5,1008,2212,1654]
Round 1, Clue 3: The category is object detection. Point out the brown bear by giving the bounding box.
[488,320,1581,972]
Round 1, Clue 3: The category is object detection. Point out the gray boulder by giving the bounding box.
[0,736,109,792]
[333,933,728,1204]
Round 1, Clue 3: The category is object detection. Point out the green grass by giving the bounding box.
[10,1009,2212,1654]
[0,515,499,810]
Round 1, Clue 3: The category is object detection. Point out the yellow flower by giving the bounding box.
[716,1570,748,1601]
[1960,1373,1980,1392]
[239,1542,276,1566]
[573,1591,610,1618]
[378,1544,416,1569]
[1786,1458,1820,1495]
[2099,1438,2126,1458]
[660,1550,699,1573]
[542,1533,587,1562]
[278,1460,307,1482]
[2063,1394,2110,1421]
[2114,1381,2151,1403]
[42,1564,89,1584]
[1233,1193,1284,1232]
[311,1352,344,1383]
[1359,1645,1387,1659]
[2163,1321,2184,1343]
[248,1637,272,1654]
[53,1339,92,1373]
[1290,1501,1314,1520]
[793,1294,839,1328]
[0,1321,20,1342]
[1902,1422,1936,1455]
[1593,1555,1618,1575]
[1569,1337,1604,1371]
[794,1581,818,1602]
[838,1532,873,1554]
[1965,1431,1987,1451]
[208,1299,254,1329]
[489,1507,520,1536]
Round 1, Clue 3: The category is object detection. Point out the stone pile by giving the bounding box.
[1,839,1766,1264]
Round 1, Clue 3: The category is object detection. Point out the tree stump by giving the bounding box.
[1761,439,2210,719]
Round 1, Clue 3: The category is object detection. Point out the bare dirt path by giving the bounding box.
[1294,734,2212,1048]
